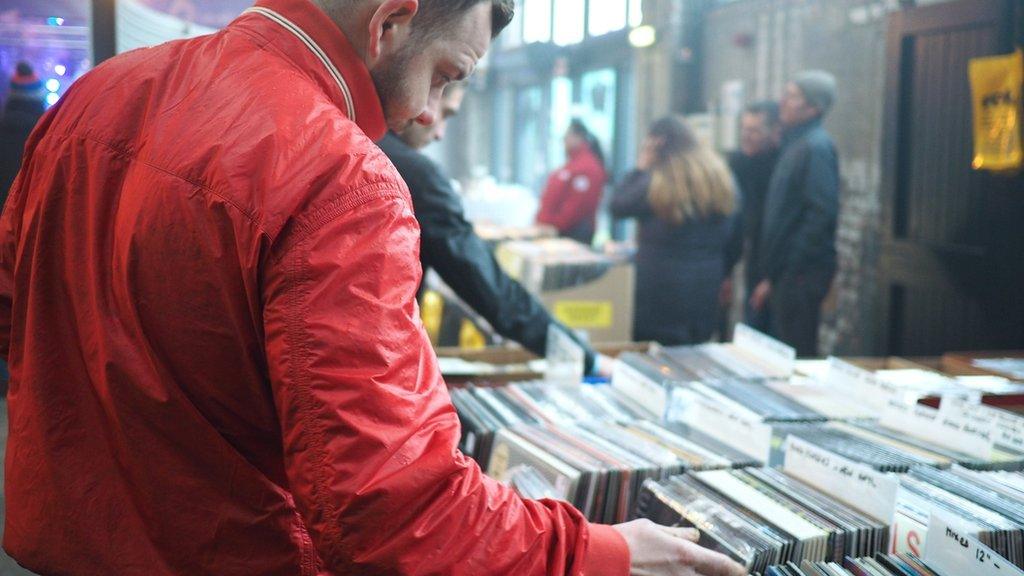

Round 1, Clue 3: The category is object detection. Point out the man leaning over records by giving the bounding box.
[379,82,615,377]
[0,0,744,573]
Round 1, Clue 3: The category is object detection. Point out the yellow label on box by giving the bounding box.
[969,49,1023,172]
[553,301,614,329]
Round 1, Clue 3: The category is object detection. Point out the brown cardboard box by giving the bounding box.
[494,239,635,344]
[539,262,635,344]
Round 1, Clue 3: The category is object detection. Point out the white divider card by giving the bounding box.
[611,359,668,419]
[941,396,1024,452]
[825,357,906,412]
[924,514,1024,576]
[880,397,995,460]
[891,485,930,557]
[733,324,797,375]
[545,326,585,387]
[782,436,898,523]
[678,391,773,463]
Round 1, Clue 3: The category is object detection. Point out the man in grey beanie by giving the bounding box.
[749,70,839,356]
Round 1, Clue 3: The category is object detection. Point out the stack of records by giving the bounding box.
[486,420,755,524]
[895,474,1022,568]
[658,344,790,383]
[948,466,1024,500]
[754,553,939,576]
[636,468,888,574]
[781,421,1024,472]
[450,381,655,465]
[687,380,827,423]
[494,238,614,292]
[616,352,824,422]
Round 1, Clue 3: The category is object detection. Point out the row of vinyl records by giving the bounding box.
[638,465,1024,574]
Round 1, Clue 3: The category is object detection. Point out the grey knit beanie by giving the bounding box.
[792,70,837,115]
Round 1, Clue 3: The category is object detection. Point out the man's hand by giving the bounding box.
[613,519,748,576]
[718,278,734,307]
[748,280,772,312]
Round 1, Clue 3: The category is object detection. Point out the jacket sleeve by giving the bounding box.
[413,166,598,373]
[261,187,628,575]
[723,181,745,275]
[537,168,599,232]
[783,141,839,274]
[0,195,13,360]
[609,169,653,220]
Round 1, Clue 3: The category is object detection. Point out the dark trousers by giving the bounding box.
[768,269,833,357]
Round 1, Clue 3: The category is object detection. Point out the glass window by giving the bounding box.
[577,68,617,170]
[587,0,627,37]
[547,76,574,169]
[513,86,546,189]
[522,0,552,44]
[552,0,584,46]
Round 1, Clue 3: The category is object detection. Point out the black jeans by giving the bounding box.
[768,269,834,357]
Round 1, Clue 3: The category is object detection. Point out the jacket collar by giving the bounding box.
[782,117,822,146]
[237,0,387,141]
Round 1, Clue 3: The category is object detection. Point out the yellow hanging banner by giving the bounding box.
[969,49,1023,172]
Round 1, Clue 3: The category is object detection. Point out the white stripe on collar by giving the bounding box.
[243,6,356,121]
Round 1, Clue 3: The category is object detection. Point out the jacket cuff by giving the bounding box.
[583,524,630,576]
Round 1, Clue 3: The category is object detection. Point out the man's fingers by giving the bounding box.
[685,542,748,576]
[656,525,700,542]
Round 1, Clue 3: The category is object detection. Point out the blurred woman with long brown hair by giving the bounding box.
[611,115,739,345]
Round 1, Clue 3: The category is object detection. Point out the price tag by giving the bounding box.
[733,324,796,374]
[679,393,773,463]
[924,514,1024,576]
[783,436,898,523]
[611,360,667,419]
[545,326,585,387]
[880,399,995,460]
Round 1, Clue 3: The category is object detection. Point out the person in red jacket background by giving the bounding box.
[536,118,608,245]
[0,0,746,574]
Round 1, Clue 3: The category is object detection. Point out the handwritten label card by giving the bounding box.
[545,326,585,387]
[783,436,898,523]
[924,514,1024,576]
[880,398,995,460]
[941,397,1024,452]
[733,324,796,375]
[611,360,668,419]
[679,392,773,463]
[826,357,928,413]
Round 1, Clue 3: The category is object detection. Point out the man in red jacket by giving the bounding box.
[536,118,608,245]
[0,0,745,575]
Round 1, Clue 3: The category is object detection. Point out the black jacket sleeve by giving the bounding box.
[609,169,654,219]
[723,177,745,275]
[783,139,839,274]
[389,142,597,372]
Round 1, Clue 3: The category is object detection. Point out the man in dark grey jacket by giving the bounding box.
[379,84,604,374]
[749,71,839,356]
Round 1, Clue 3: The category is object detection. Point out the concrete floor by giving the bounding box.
[0,401,36,575]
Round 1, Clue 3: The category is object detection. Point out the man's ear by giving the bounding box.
[366,0,419,65]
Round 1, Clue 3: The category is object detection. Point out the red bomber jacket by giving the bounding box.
[0,0,629,574]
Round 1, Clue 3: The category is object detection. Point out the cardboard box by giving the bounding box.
[494,239,635,344]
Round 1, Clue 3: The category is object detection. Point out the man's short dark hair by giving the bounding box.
[744,100,780,128]
[413,0,515,40]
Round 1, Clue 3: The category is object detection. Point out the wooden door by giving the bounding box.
[879,0,1024,355]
